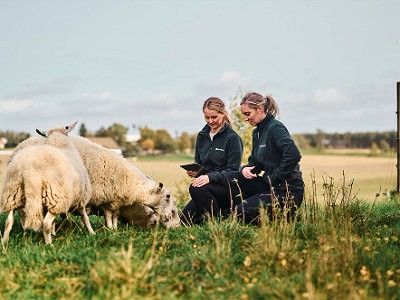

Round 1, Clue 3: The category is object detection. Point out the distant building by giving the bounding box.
[86,137,122,156]
[0,137,8,149]
[126,133,140,143]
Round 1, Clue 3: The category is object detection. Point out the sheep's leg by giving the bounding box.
[78,206,92,228]
[43,211,57,245]
[2,210,14,247]
[103,209,113,229]
[112,211,119,229]
[17,208,25,228]
[78,219,85,228]
[79,207,95,235]
[52,221,56,236]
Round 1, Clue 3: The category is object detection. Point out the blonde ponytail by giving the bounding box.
[240,92,279,117]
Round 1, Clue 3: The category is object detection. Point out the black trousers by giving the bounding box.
[225,171,304,224]
[180,181,240,225]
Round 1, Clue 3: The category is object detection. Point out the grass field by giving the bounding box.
[1,152,396,203]
[0,151,399,298]
[132,154,396,203]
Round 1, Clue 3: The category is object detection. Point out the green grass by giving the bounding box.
[0,191,399,299]
[0,153,399,298]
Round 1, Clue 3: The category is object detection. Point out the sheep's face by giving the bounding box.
[119,204,160,229]
[36,121,78,137]
[158,200,180,228]
[143,208,161,229]
[152,186,180,228]
[145,182,180,228]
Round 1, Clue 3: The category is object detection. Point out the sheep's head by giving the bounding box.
[119,204,160,229]
[36,121,78,137]
[149,183,180,228]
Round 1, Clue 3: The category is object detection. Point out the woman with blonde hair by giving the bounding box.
[180,97,243,224]
[226,92,304,223]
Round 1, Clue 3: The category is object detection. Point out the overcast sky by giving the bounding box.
[0,0,399,137]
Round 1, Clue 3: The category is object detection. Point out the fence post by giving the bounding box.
[397,82,400,193]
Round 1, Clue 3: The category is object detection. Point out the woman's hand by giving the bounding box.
[186,170,198,177]
[242,166,257,180]
[191,175,210,187]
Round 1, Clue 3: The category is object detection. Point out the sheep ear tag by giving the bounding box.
[64,121,78,134]
[36,129,47,137]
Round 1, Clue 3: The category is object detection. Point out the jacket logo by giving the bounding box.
[215,148,225,151]
[259,144,266,148]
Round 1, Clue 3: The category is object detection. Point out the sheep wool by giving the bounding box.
[0,131,94,245]
[5,133,181,230]
[70,136,180,228]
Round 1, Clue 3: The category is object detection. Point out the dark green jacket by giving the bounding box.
[195,123,243,183]
[243,114,304,191]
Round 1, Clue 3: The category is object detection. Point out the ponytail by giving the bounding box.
[265,95,279,117]
[241,92,279,117]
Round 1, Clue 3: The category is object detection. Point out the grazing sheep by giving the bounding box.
[70,135,180,229]
[118,184,180,229]
[119,202,180,229]
[1,124,94,245]
[84,189,179,230]
[8,132,181,230]
[119,204,160,229]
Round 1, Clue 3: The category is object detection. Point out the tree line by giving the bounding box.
[292,130,395,153]
[0,124,396,156]
[2,90,397,156]
[0,108,396,158]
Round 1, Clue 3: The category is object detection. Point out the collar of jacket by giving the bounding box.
[198,123,230,136]
[255,113,273,133]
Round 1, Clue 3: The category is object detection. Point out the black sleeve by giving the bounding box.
[194,135,202,165]
[240,134,256,172]
[264,124,301,186]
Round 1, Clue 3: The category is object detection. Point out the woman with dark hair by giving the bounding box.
[226,92,304,224]
[180,97,243,224]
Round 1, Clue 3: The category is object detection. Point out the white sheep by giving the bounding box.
[119,204,160,229]
[7,131,181,230]
[69,135,180,229]
[0,123,94,245]
[86,189,180,230]
[119,201,180,229]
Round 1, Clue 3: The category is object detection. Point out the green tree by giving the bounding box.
[95,126,112,137]
[190,133,197,152]
[315,129,325,151]
[369,142,380,156]
[292,134,311,150]
[177,131,192,153]
[95,123,128,146]
[379,139,391,153]
[155,129,176,152]
[0,130,30,147]
[79,123,87,137]
[138,126,156,143]
[140,138,155,151]
[229,90,253,162]
[109,123,128,146]
[138,126,156,151]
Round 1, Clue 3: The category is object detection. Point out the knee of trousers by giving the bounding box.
[226,171,242,182]
[189,185,208,197]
